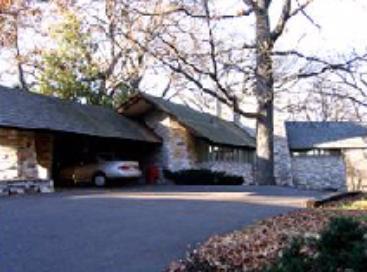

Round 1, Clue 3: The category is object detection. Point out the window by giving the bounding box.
[291,149,341,157]
[197,140,254,163]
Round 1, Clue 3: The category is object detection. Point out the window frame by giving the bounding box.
[197,140,254,164]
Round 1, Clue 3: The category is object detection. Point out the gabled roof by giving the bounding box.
[120,93,256,148]
[286,121,367,149]
[0,85,160,143]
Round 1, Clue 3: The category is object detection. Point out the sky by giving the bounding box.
[281,0,367,54]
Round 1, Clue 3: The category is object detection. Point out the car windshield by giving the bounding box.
[96,154,125,161]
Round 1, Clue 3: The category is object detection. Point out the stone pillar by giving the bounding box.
[144,111,197,183]
[233,97,240,125]
[216,98,222,119]
[35,133,54,179]
[0,128,54,195]
[273,114,293,186]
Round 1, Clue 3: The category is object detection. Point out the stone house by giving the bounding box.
[284,122,367,192]
[0,86,160,195]
[2,84,367,195]
[119,93,256,184]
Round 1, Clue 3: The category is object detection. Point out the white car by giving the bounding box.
[59,155,142,187]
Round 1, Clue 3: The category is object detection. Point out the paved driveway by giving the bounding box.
[0,186,325,272]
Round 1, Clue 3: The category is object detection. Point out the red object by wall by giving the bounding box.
[146,165,159,184]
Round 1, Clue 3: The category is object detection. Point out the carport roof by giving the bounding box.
[120,93,255,148]
[0,85,160,143]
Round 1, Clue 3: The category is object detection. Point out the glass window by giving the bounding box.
[197,141,254,163]
[291,149,341,157]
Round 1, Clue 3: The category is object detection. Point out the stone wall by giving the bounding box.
[144,110,254,184]
[291,155,347,191]
[144,111,196,172]
[0,128,54,195]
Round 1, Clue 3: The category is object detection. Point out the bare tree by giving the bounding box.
[2,0,366,184]
[0,0,43,90]
[283,77,366,121]
[31,0,176,105]
[118,0,367,185]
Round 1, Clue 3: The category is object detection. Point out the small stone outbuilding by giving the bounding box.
[285,122,367,192]
[3,85,367,195]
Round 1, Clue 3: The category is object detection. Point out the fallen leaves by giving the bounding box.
[166,209,367,272]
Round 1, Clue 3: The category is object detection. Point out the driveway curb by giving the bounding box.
[306,191,362,208]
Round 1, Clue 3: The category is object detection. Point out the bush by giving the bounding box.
[316,217,367,272]
[267,217,367,272]
[163,169,243,185]
[264,238,313,272]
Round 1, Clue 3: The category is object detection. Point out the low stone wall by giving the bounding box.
[291,156,347,191]
[0,179,54,196]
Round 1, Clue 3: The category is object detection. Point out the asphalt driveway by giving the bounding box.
[0,185,326,272]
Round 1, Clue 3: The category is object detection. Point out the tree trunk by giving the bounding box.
[255,100,274,185]
[15,16,28,91]
[254,1,275,185]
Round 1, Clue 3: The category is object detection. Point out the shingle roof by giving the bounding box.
[0,85,160,143]
[122,93,256,148]
[286,121,367,149]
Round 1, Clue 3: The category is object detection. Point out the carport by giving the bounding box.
[0,86,161,193]
[52,133,159,187]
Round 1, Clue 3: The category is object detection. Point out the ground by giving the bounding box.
[0,185,325,272]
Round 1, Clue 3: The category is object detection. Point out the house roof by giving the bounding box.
[286,121,367,149]
[120,93,256,148]
[0,85,160,143]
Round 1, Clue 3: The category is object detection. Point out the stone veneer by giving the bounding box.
[0,128,54,195]
[144,110,254,184]
[291,155,347,191]
[144,111,197,172]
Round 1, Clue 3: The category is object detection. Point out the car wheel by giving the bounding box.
[93,173,107,187]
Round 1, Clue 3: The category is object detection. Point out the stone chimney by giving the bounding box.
[233,97,240,124]
[216,97,222,119]
[273,110,294,187]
